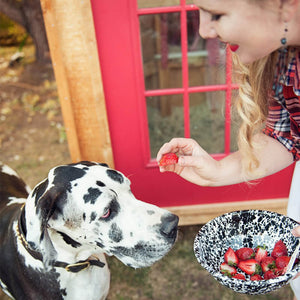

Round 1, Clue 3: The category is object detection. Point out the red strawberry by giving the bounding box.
[159,153,178,166]
[232,273,246,280]
[261,256,276,273]
[273,268,284,276]
[250,274,263,281]
[224,247,239,266]
[238,259,262,275]
[255,245,268,263]
[236,247,255,261]
[264,270,278,280]
[271,240,288,259]
[276,256,291,274]
[220,262,237,277]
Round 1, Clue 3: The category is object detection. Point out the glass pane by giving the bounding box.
[187,11,226,86]
[230,90,241,152]
[190,92,226,154]
[138,0,179,9]
[140,13,182,90]
[147,95,184,157]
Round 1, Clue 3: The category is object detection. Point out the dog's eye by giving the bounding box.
[101,209,111,219]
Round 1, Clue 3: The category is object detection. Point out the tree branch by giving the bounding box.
[0,0,26,28]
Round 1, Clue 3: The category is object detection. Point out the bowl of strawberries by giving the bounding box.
[194,210,300,295]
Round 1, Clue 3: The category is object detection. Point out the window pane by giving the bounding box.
[147,95,184,157]
[187,11,226,87]
[138,0,179,9]
[140,13,182,90]
[230,91,241,152]
[190,92,225,154]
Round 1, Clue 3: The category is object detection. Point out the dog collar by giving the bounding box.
[17,205,105,272]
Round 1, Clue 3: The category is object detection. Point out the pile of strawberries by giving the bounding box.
[220,240,294,281]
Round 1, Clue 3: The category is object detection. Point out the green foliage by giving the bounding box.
[0,13,31,46]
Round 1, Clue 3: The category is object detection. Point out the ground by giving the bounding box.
[0,45,70,188]
[0,46,295,299]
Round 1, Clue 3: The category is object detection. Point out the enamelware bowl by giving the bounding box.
[194,210,300,295]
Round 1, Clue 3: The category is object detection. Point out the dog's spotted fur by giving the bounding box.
[0,161,178,300]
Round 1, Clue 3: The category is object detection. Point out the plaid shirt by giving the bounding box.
[263,48,300,161]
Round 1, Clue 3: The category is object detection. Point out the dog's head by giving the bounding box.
[25,161,178,269]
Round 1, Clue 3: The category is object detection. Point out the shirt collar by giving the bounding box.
[283,48,300,96]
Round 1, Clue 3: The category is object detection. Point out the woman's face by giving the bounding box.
[193,0,284,64]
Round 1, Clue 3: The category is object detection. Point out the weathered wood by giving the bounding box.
[40,0,114,167]
[166,198,288,226]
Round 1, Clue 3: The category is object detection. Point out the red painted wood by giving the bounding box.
[90,0,293,207]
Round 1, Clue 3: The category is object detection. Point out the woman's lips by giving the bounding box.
[228,44,239,52]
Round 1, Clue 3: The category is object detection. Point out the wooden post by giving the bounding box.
[40,0,114,167]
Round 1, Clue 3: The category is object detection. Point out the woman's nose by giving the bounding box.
[198,11,218,39]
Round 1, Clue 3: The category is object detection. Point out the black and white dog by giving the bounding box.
[0,161,178,300]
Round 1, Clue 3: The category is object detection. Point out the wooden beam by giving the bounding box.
[40,0,114,167]
[166,198,289,226]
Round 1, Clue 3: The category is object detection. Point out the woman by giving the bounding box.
[156,0,300,298]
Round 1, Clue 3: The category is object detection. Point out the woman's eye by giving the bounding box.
[211,14,222,21]
[101,209,111,219]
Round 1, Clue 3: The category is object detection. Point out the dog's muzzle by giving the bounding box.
[160,214,179,240]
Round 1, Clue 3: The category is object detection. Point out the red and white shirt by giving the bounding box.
[263,48,300,161]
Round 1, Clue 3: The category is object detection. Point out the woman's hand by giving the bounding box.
[157,135,294,187]
[292,225,300,237]
[292,225,300,279]
[157,138,219,186]
[156,138,243,186]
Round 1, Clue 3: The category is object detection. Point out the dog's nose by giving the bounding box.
[160,213,179,239]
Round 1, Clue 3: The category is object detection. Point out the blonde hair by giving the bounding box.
[232,51,278,178]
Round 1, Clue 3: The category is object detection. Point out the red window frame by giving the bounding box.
[137,2,238,166]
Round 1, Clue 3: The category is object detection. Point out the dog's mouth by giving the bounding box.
[109,240,175,268]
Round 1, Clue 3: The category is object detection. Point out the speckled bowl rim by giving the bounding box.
[194,209,300,294]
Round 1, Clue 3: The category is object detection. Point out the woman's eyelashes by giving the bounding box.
[211,14,222,21]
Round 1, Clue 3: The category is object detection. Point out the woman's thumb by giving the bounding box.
[292,225,300,237]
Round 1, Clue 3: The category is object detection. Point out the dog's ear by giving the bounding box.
[26,186,65,270]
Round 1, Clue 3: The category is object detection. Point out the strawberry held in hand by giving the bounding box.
[159,153,179,166]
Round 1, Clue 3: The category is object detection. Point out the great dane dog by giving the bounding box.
[0,161,178,300]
